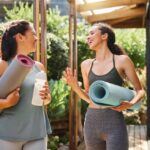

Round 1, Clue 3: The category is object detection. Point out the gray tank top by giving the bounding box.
[88,55,123,86]
[0,63,52,141]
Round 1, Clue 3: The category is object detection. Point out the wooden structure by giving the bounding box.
[76,0,148,28]
[33,0,47,68]
[68,0,150,149]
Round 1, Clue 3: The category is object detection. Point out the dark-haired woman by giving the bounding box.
[0,20,51,150]
[64,23,144,150]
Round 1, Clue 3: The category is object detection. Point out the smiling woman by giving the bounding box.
[63,22,145,150]
[0,20,52,150]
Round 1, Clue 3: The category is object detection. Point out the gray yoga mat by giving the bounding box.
[89,80,142,111]
[0,54,34,98]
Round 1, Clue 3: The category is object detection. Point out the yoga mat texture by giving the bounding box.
[0,54,34,98]
[89,80,142,111]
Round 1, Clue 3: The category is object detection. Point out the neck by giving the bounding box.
[17,45,29,56]
[95,43,112,61]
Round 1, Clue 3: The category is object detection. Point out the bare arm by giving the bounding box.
[0,89,20,109]
[112,55,145,112]
[63,60,92,104]
[122,56,145,104]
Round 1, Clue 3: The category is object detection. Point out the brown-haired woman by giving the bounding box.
[64,23,144,150]
[0,20,51,150]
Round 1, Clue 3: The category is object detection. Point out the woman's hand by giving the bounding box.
[111,101,133,112]
[63,67,79,90]
[39,81,51,105]
[6,88,20,107]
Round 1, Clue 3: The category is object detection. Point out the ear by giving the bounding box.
[15,33,25,42]
[101,33,108,40]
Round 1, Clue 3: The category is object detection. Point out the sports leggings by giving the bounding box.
[0,136,47,150]
[84,108,128,150]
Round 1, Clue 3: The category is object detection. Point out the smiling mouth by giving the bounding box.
[88,40,93,45]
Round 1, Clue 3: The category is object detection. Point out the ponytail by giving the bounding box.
[95,22,125,55]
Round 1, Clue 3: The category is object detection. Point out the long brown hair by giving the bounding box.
[1,20,30,61]
[94,22,125,55]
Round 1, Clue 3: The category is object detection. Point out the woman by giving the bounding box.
[0,20,51,150]
[64,23,144,150]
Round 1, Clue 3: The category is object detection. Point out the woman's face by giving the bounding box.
[87,26,106,51]
[18,26,37,53]
[24,26,37,53]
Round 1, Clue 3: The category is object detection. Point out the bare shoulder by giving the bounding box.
[115,55,133,65]
[0,60,8,76]
[81,59,94,75]
[35,61,45,71]
[81,59,94,68]
[115,55,134,70]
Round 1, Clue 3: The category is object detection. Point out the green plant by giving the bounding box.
[48,134,69,150]
[47,33,68,80]
[47,7,68,39]
[124,111,141,125]
[4,1,33,22]
[116,29,146,69]
[48,79,70,120]
[48,136,59,150]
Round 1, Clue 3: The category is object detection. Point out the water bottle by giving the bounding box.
[31,71,47,106]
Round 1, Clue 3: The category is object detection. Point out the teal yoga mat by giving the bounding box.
[0,54,34,98]
[89,80,142,111]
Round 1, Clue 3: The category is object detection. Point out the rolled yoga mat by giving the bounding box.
[89,80,142,111]
[0,54,34,98]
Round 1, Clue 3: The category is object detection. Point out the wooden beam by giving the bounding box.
[87,7,145,23]
[113,17,143,28]
[106,15,142,25]
[77,0,147,12]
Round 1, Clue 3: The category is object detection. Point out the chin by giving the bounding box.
[89,45,97,51]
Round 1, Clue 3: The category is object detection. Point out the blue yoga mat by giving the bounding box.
[89,80,142,111]
[0,54,34,98]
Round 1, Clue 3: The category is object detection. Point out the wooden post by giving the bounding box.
[33,0,47,68]
[146,0,150,139]
[33,0,40,61]
[40,0,47,69]
[69,0,79,149]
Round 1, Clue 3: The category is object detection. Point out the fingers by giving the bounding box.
[111,102,132,112]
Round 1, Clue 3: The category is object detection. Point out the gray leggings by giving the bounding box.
[84,108,128,150]
[0,136,47,150]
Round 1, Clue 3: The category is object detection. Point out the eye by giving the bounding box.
[90,31,94,35]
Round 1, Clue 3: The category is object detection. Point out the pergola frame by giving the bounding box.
[33,0,47,69]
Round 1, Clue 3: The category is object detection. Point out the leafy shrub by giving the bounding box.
[48,79,70,120]
[4,2,33,22]
[116,29,145,69]
[47,33,68,80]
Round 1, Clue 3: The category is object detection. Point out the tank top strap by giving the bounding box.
[89,59,96,73]
[113,55,115,68]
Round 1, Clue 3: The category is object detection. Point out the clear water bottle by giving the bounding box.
[31,71,47,106]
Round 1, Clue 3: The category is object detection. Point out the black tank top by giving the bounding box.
[88,55,123,86]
